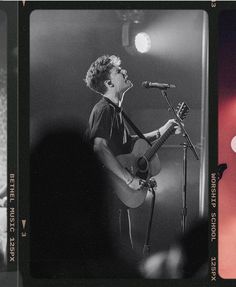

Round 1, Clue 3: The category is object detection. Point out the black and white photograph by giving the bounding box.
[0,9,7,272]
[29,9,209,280]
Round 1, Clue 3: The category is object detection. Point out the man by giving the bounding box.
[85,55,180,190]
[85,55,181,251]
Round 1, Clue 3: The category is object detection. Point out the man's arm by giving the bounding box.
[93,137,143,190]
[143,119,182,143]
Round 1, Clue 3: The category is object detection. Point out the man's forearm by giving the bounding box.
[143,129,160,142]
[143,123,172,141]
[93,138,133,184]
[132,130,159,143]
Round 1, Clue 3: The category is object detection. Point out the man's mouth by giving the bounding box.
[123,74,132,85]
[126,79,133,87]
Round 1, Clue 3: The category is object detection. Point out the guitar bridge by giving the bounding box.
[136,170,149,180]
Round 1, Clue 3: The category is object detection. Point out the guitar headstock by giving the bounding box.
[176,102,190,120]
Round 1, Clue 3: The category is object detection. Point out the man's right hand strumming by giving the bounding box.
[126,174,145,191]
[94,137,144,191]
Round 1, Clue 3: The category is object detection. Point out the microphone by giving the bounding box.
[142,81,176,89]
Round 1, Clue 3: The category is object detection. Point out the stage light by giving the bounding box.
[231,136,236,153]
[135,32,151,53]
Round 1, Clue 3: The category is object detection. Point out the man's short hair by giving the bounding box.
[85,55,121,95]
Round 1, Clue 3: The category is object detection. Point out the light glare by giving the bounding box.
[135,32,151,53]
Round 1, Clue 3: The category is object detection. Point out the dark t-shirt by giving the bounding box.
[87,97,136,256]
[88,97,133,156]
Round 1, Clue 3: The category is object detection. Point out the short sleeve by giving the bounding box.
[88,104,114,142]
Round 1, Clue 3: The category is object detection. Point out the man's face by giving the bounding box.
[108,65,133,95]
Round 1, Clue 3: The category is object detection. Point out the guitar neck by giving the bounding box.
[144,123,176,161]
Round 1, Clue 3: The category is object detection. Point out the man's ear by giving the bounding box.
[104,80,114,88]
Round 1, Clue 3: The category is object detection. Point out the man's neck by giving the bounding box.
[103,92,124,107]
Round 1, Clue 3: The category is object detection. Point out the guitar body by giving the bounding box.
[107,172,148,208]
[108,139,161,209]
[117,139,161,180]
[107,102,189,209]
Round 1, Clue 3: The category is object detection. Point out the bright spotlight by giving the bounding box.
[135,32,151,53]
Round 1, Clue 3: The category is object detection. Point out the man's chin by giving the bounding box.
[125,80,133,91]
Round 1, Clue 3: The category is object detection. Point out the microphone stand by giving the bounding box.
[160,89,199,234]
[143,179,157,257]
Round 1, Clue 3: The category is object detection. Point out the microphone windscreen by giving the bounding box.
[141,81,149,88]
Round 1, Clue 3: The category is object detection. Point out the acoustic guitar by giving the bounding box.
[108,102,190,208]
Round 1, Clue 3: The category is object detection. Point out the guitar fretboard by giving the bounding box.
[144,124,176,161]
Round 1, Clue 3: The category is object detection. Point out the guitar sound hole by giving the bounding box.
[137,156,148,172]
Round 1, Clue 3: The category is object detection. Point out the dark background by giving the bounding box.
[0,10,7,189]
[0,10,6,70]
[30,10,208,266]
[0,7,7,272]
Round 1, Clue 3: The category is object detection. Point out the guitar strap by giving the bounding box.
[121,110,152,147]
[104,97,152,146]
